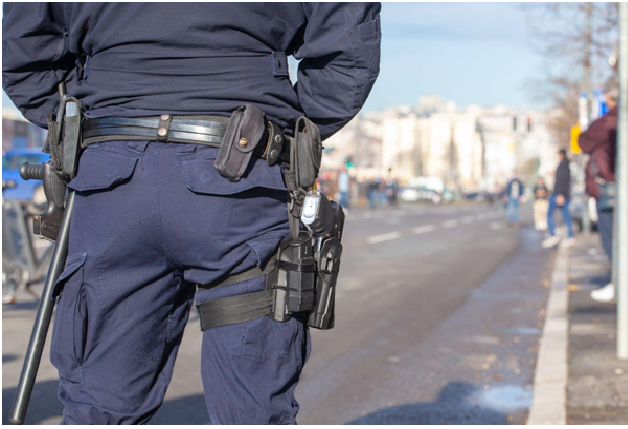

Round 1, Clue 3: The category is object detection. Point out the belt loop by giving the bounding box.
[157,114,172,141]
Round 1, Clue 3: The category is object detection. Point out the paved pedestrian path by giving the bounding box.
[566,235,628,424]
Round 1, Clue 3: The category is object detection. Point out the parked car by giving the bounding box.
[399,186,441,205]
[2,149,49,212]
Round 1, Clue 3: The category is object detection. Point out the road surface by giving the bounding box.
[2,201,554,424]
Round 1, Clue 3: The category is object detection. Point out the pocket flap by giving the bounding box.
[68,150,138,192]
[54,252,87,295]
[182,156,286,195]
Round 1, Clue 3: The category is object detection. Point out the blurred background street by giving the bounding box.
[3,2,626,426]
[3,201,557,424]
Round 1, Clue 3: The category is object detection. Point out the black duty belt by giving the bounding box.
[82,115,291,164]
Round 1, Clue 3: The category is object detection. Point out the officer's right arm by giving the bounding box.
[2,2,78,128]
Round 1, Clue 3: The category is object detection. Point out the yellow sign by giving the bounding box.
[571,124,582,154]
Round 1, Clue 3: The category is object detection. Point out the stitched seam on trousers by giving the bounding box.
[154,144,179,266]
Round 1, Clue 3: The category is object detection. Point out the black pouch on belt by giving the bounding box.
[214,104,266,181]
[288,116,323,190]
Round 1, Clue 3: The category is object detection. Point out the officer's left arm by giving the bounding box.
[293,3,381,140]
[2,3,79,128]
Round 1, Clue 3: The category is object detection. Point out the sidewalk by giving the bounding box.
[529,232,628,424]
[566,234,628,424]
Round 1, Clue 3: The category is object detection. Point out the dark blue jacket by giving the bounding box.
[2,3,381,140]
[505,178,524,199]
[553,159,570,199]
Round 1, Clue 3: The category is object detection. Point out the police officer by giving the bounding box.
[3,3,381,424]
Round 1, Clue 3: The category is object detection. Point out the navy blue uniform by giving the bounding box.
[2,2,381,424]
[3,2,381,140]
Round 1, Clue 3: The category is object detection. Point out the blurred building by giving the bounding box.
[321,96,557,194]
[2,109,47,153]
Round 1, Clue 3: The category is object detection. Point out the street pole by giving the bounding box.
[617,2,628,360]
[581,2,593,236]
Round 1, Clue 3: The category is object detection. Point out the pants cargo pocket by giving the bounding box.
[50,253,89,385]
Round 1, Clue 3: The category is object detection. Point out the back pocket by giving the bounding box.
[68,145,139,192]
[180,151,286,196]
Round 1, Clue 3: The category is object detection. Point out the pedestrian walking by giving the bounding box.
[503,172,524,226]
[542,150,574,248]
[338,167,350,209]
[368,179,378,208]
[533,176,549,231]
[2,3,381,424]
[580,78,618,302]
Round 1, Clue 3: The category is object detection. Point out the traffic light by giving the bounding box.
[513,116,517,131]
[345,155,354,169]
[527,117,532,132]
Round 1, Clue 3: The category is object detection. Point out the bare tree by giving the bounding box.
[521,2,619,144]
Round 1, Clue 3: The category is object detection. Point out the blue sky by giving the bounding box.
[3,3,546,115]
[361,2,546,112]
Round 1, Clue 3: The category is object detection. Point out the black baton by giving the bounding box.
[9,191,75,425]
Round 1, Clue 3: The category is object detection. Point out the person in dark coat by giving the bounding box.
[542,150,573,248]
[3,3,381,424]
[580,79,618,302]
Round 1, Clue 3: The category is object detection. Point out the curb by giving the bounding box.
[527,240,569,425]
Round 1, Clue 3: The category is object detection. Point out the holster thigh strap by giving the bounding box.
[196,290,274,331]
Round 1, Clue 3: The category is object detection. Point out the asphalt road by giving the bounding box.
[2,201,554,424]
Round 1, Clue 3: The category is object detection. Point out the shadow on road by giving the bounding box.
[345,382,510,425]
[2,380,62,425]
[3,382,211,425]
[2,354,18,364]
[151,393,210,425]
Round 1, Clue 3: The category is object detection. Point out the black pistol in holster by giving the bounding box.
[196,108,345,332]
[10,82,83,425]
[271,190,344,330]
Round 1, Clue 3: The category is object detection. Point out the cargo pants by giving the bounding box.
[50,141,310,424]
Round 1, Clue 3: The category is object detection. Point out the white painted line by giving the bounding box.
[527,240,569,425]
[368,231,401,244]
[413,225,435,235]
[363,212,372,219]
[443,219,458,229]
[490,222,503,230]
[476,213,486,221]
[385,218,402,225]
[461,216,474,224]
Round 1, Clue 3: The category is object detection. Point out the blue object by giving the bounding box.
[547,194,574,238]
[2,148,49,201]
[2,3,381,140]
[50,141,309,424]
[594,89,609,119]
[506,198,520,223]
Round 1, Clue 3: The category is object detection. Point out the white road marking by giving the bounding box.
[490,222,503,230]
[368,231,401,244]
[443,219,459,229]
[385,218,402,225]
[476,213,486,221]
[413,225,435,235]
[363,212,372,219]
[461,215,474,224]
